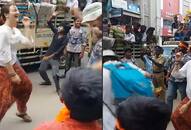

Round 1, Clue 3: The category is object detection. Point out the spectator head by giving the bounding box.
[141,25,147,33]
[178,41,189,54]
[103,50,119,63]
[82,2,102,29]
[154,46,163,55]
[1,2,19,28]
[132,22,141,33]
[142,47,151,56]
[146,27,155,35]
[60,67,102,122]
[58,21,71,35]
[116,96,171,130]
[74,17,82,28]
[124,48,133,59]
[173,15,178,22]
[125,25,132,34]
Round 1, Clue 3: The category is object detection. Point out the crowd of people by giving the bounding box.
[102,9,191,130]
[172,14,191,41]
[103,40,191,130]
[103,20,157,45]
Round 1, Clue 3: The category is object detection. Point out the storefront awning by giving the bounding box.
[123,11,141,18]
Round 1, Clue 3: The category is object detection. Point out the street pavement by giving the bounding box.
[0,70,64,130]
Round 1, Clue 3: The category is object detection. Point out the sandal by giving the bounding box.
[16,113,32,122]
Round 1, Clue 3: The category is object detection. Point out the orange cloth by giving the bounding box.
[35,106,101,130]
[179,42,188,49]
[55,106,70,122]
[115,119,125,130]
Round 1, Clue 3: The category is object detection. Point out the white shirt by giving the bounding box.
[66,26,86,53]
[179,60,191,99]
[124,33,135,42]
[66,0,78,8]
[142,32,147,42]
[0,25,31,66]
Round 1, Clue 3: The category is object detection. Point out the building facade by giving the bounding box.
[180,0,191,17]
[106,0,141,25]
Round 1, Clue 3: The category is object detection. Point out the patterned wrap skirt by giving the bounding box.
[0,63,32,121]
[171,97,191,130]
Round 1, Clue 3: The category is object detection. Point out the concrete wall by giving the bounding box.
[140,0,161,37]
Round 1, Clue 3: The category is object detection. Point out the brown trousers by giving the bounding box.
[0,64,32,121]
[153,72,166,101]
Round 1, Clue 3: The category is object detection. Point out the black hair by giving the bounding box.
[103,56,119,63]
[73,17,81,21]
[141,25,147,33]
[154,46,164,54]
[117,96,171,130]
[59,21,71,35]
[60,68,102,122]
[124,48,133,53]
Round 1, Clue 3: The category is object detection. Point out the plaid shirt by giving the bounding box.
[88,39,102,65]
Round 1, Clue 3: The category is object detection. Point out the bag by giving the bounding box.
[104,63,154,102]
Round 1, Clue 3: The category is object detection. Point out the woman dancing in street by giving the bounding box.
[0,3,33,122]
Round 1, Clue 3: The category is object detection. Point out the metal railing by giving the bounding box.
[112,38,156,58]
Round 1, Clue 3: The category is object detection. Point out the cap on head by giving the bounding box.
[82,2,102,23]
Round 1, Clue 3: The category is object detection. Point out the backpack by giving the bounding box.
[104,63,154,102]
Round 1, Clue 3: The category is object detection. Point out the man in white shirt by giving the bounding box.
[179,60,191,100]
[124,25,135,43]
[171,60,191,130]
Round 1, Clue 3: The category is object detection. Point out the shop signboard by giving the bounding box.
[110,8,123,17]
[127,3,140,14]
[111,0,127,10]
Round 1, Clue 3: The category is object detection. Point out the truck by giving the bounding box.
[14,2,74,69]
